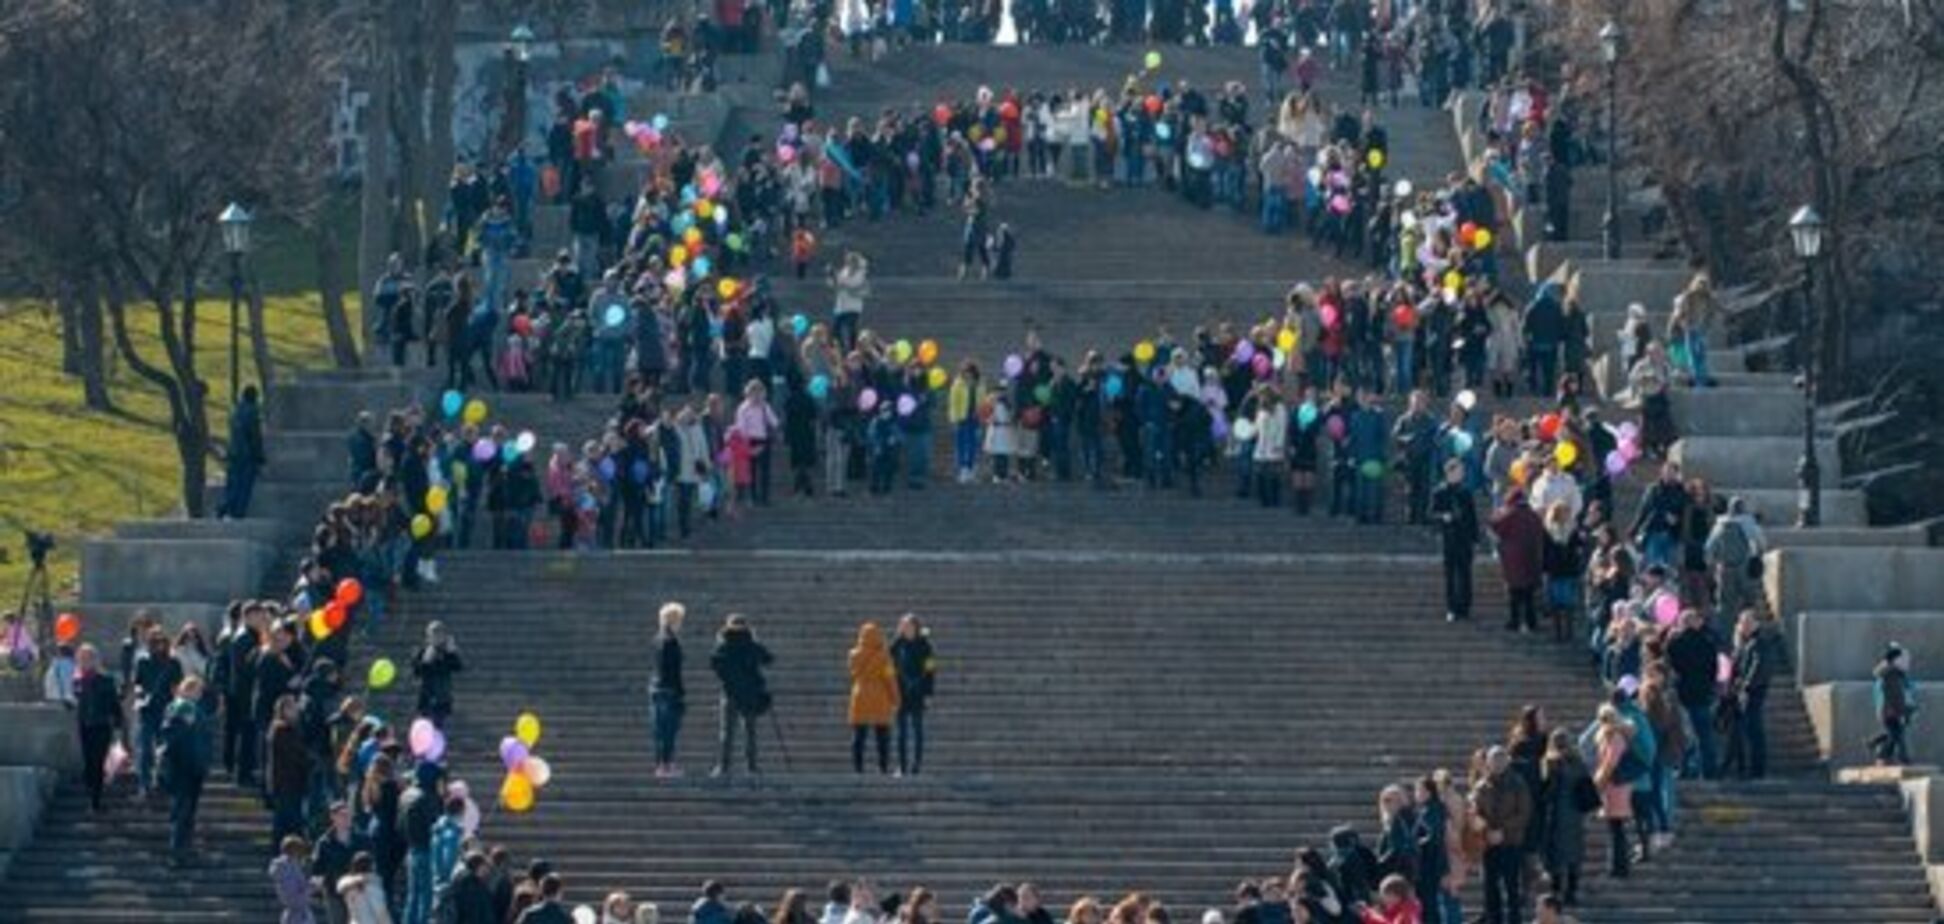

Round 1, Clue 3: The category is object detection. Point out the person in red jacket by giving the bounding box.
[1492,488,1545,633]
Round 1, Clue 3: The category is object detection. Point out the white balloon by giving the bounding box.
[1456,389,1479,412]
[573,906,598,924]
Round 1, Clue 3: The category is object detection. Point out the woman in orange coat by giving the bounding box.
[848,621,900,775]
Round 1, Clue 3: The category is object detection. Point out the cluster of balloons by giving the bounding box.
[1604,420,1645,477]
[621,114,671,154]
[1457,221,1494,252]
[811,338,950,411]
[500,712,551,813]
[308,579,363,642]
[441,390,491,428]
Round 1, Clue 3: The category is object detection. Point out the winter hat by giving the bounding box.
[1885,643,1906,664]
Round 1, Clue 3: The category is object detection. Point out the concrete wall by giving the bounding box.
[1560,261,1693,316]
[1668,389,1812,439]
[1722,488,1866,529]
[0,766,58,881]
[79,539,273,605]
[1768,548,1944,639]
[0,706,82,775]
[1672,436,1839,490]
[1798,611,1944,685]
[63,603,228,656]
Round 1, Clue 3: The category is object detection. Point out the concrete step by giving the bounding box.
[1671,435,1840,489]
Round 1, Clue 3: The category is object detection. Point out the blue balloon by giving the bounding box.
[708,319,724,338]
[652,113,670,132]
[598,457,617,481]
[680,185,697,205]
[1104,373,1125,399]
[691,256,711,280]
[1297,401,1319,428]
[790,314,810,338]
[1155,122,1173,142]
[672,212,693,233]
[808,374,830,400]
[501,443,520,463]
[631,460,652,484]
[603,304,628,328]
[441,390,464,418]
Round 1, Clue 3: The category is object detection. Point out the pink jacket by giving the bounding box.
[734,399,779,446]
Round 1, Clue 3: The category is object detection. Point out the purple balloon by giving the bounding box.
[500,736,529,771]
[1232,340,1256,365]
[1251,353,1273,379]
[1210,415,1229,442]
[858,388,880,412]
[422,729,446,764]
[1326,416,1347,441]
[896,394,918,417]
[1003,354,1024,378]
[472,438,497,462]
[1604,449,1629,477]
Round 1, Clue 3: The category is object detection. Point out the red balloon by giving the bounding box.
[999,101,1020,121]
[54,613,81,644]
[1458,221,1480,246]
[1143,94,1163,115]
[323,601,348,631]
[1391,304,1418,330]
[932,104,951,126]
[335,577,363,607]
[1539,412,1562,441]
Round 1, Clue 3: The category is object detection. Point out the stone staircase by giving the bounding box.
[2,41,1939,924]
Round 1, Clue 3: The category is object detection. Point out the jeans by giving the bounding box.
[1507,585,1538,631]
[1260,190,1289,234]
[905,430,932,487]
[482,252,509,314]
[1875,714,1912,764]
[1443,546,1474,618]
[1354,472,1384,523]
[135,715,162,794]
[954,420,980,474]
[1482,843,1522,924]
[1528,341,1557,395]
[404,847,433,924]
[1685,328,1712,386]
[851,725,890,773]
[223,693,257,783]
[1684,702,1719,779]
[169,774,204,855]
[717,699,759,773]
[1642,532,1677,571]
[896,703,925,774]
[221,461,258,518]
[1078,429,1104,485]
[1393,340,1416,394]
[652,692,685,765]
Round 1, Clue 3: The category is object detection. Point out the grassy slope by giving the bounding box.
[0,219,361,607]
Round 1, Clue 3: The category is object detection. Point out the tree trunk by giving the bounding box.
[247,276,277,396]
[316,216,362,367]
[58,285,82,376]
[357,21,394,350]
[423,0,460,247]
[389,0,427,268]
[75,275,112,411]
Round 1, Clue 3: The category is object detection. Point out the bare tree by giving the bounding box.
[0,0,340,516]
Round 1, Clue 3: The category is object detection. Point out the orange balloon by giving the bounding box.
[501,772,536,812]
[54,613,81,644]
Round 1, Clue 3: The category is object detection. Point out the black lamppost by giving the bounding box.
[501,24,535,160]
[217,202,254,407]
[1790,204,1824,528]
[1599,20,1623,260]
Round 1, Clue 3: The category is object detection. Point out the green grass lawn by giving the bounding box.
[0,226,362,608]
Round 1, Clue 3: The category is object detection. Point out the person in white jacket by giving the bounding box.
[1252,389,1291,507]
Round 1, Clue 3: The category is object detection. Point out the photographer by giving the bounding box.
[412,620,465,729]
[709,614,773,778]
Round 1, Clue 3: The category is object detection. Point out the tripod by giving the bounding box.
[15,558,54,664]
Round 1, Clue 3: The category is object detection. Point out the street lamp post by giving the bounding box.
[501,25,535,160]
[1790,205,1824,528]
[217,203,254,408]
[1599,20,1623,260]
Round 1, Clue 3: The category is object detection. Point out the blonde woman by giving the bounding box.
[1592,704,1636,878]
[651,603,687,778]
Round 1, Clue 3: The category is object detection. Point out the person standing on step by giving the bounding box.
[314,801,371,924]
[831,252,871,351]
[652,603,688,779]
[889,614,935,776]
[133,625,185,799]
[1430,459,1478,622]
[847,621,900,775]
[1870,643,1919,766]
[399,760,446,924]
[218,602,265,787]
[160,675,212,865]
[711,614,773,777]
[1537,728,1593,908]
[268,693,314,856]
[1666,609,1722,779]
[1393,389,1438,525]
[1471,745,1531,924]
[1590,705,1635,880]
[1491,489,1544,634]
[72,643,125,812]
[222,385,267,519]
[273,833,316,924]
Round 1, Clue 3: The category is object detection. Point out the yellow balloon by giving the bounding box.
[927,367,948,390]
[1555,441,1579,469]
[1510,459,1530,487]
[1275,328,1298,353]
[501,772,535,812]
[1366,148,1386,169]
[918,339,940,365]
[515,712,542,747]
[683,227,703,247]
[695,200,714,219]
[462,399,488,426]
[716,278,739,300]
[669,245,689,267]
[426,486,449,515]
[892,339,913,363]
[1443,270,1463,292]
[1133,341,1157,364]
[410,514,433,539]
[308,609,332,640]
[1474,228,1494,250]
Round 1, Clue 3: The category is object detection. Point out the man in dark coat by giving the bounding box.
[1666,609,1723,779]
[72,644,124,811]
[1491,488,1545,633]
[710,614,774,777]
[221,385,266,518]
[1430,458,1479,622]
[1474,746,1533,924]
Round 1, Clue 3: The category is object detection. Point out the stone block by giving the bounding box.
[80,539,271,605]
[1797,611,1944,685]
[1668,389,1809,438]
[113,517,284,549]
[1671,436,1838,489]
[1763,525,1929,550]
[1735,488,1867,527]
[1564,261,1694,316]
[0,766,58,878]
[1768,548,1944,632]
[0,705,82,774]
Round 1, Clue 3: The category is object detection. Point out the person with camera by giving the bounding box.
[709,614,774,778]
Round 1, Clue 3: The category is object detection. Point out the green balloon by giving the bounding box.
[1359,460,1387,480]
[1033,384,1052,404]
[726,232,745,252]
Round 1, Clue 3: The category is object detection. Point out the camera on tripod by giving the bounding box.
[24,531,53,569]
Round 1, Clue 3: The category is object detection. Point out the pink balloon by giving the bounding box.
[858,388,880,412]
[1319,305,1340,329]
[1717,653,1733,685]
[1653,593,1681,626]
[1251,353,1273,379]
[409,718,438,758]
[1232,340,1256,365]
[1326,416,1347,441]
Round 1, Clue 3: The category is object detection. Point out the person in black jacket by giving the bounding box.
[1430,459,1479,622]
[890,614,936,776]
[413,620,465,728]
[710,614,774,777]
[446,851,501,924]
[132,627,184,798]
[216,602,264,786]
[253,621,303,796]
[652,603,688,778]
[313,801,370,924]
[1667,608,1724,779]
[159,675,211,864]
[72,644,124,811]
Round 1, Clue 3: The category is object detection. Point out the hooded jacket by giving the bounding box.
[847,623,901,727]
[711,625,774,713]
